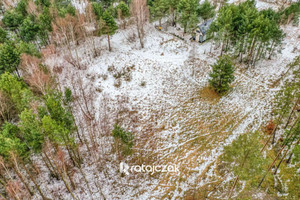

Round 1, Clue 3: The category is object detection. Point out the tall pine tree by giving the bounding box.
[0,42,21,76]
[99,10,118,52]
[209,55,235,94]
[178,0,199,33]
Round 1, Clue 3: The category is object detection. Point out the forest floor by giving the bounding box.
[42,20,300,199]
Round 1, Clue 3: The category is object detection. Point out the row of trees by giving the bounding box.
[0,70,102,199]
[208,0,284,67]
[0,0,140,199]
[0,0,131,75]
[219,56,300,199]
[149,0,215,33]
[2,0,55,45]
[209,2,299,198]
[51,0,148,54]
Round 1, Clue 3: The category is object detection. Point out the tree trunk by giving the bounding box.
[59,171,78,200]
[258,145,285,188]
[15,67,20,78]
[49,150,78,200]
[261,125,277,152]
[239,37,245,63]
[184,23,187,34]
[274,147,289,175]
[68,169,78,189]
[19,160,51,200]
[253,42,262,67]
[286,140,300,164]
[268,41,275,59]
[271,122,280,145]
[11,160,34,196]
[220,39,225,56]
[171,8,176,26]
[137,24,144,49]
[107,35,111,52]
[43,151,59,178]
[78,167,94,200]
[284,100,299,129]
[286,152,293,164]
[247,37,256,66]
[228,176,239,199]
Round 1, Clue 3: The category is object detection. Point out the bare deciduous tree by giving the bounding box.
[52,14,83,67]
[2,0,18,10]
[20,54,54,95]
[130,0,149,48]
[27,0,38,16]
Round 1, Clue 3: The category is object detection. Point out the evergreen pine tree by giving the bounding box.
[35,0,51,7]
[178,0,199,33]
[17,41,41,57]
[209,55,235,93]
[0,122,27,160]
[116,1,130,19]
[92,2,104,20]
[38,8,53,45]
[19,109,45,153]
[221,132,269,197]
[101,0,114,8]
[0,42,21,75]
[150,0,168,26]
[2,10,25,31]
[20,16,40,42]
[99,11,118,52]
[116,1,130,29]
[0,27,8,44]
[0,72,33,115]
[197,0,215,21]
[167,0,180,26]
[15,0,28,17]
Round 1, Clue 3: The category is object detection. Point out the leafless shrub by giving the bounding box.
[27,0,38,16]
[127,29,137,43]
[53,65,63,74]
[20,54,55,95]
[140,80,146,87]
[64,55,83,70]
[114,79,122,88]
[107,65,116,72]
[41,44,57,58]
[2,0,18,10]
[124,73,132,82]
[6,180,26,200]
[96,87,103,93]
[101,74,108,80]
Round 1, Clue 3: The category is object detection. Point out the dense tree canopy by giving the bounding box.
[208,0,284,65]
[0,27,8,44]
[178,0,199,33]
[20,16,41,42]
[2,10,25,31]
[0,42,21,75]
[197,0,215,21]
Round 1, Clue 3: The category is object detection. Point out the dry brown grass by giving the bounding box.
[198,86,220,104]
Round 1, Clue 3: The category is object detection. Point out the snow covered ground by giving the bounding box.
[42,18,300,199]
